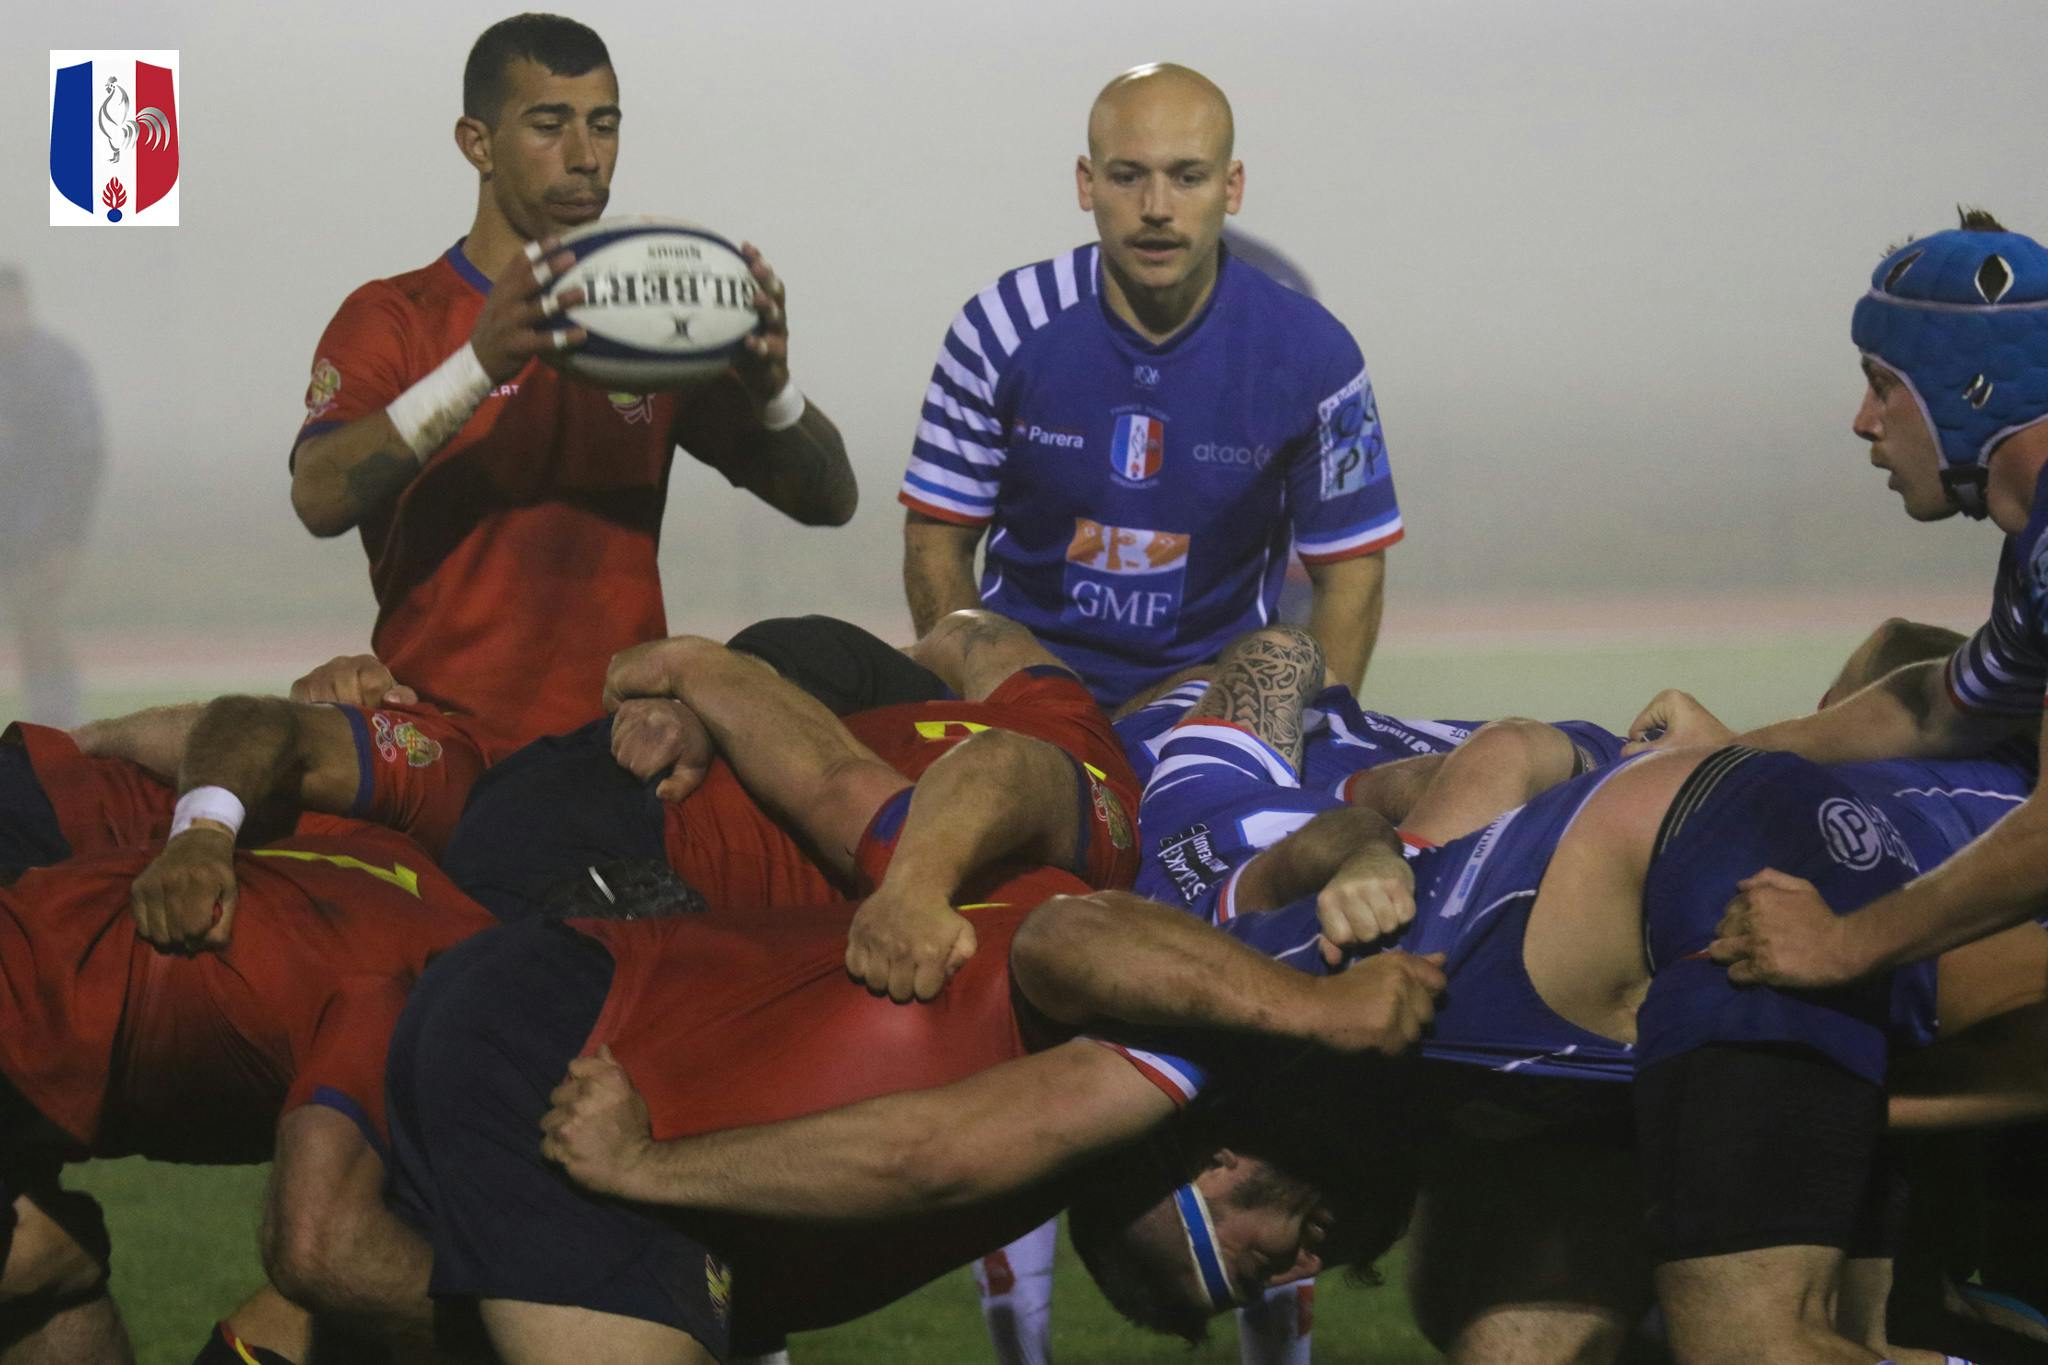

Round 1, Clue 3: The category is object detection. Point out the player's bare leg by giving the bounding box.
[1183,626,1325,770]
[0,1294,129,1365]
[1407,1133,1648,1365]
[1658,1245,1884,1364]
[262,1107,435,1347]
[213,1286,311,1362]
[480,1300,715,1364]
[0,1190,127,1364]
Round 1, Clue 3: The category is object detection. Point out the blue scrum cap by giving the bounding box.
[1851,225,2048,518]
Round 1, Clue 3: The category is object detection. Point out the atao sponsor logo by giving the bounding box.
[1191,441,1273,470]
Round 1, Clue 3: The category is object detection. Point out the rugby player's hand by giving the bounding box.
[541,1046,656,1201]
[131,825,238,954]
[601,638,695,712]
[1623,690,1734,756]
[289,654,416,708]
[472,239,586,385]
[847,884,978,1003]
[1315,847,1416,964]
[1314,951,1445,1056]
[611,698,714,801]
[1710,868,1868,988]
[732,244,791,407]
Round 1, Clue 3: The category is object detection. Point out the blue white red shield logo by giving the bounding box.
[50,51,180,226]
[1112,413,1164,482]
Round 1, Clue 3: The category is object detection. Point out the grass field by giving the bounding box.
[2,622,1891,1362]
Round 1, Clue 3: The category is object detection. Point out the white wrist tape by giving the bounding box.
[761,380,807,432]
[170,786,246,840]
[386,342,492,457]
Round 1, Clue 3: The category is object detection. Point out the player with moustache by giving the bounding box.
[1627,213,2048,995]
[289,13,855,752]
[900,64,1402,712]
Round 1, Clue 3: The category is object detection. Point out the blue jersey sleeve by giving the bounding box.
[1288,331,1404,563]
[899,294,1011,526]
[1944,538,2048,718]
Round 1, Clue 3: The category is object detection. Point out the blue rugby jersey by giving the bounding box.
[900,244,1403,706]
[1947,475,2048,717]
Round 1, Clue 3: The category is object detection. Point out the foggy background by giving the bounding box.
[4,0,2039,699]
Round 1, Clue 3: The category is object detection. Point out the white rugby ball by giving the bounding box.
[544,217,760,392]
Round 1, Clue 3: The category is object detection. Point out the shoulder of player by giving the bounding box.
[327,252,473,326]
[1228,262,1358,353]
[944,245,1102,368]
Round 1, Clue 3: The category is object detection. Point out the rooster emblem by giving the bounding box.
[97,75,170,164]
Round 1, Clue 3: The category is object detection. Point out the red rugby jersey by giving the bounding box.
[0,827,492,1162]
[296,241,759,750]
[573,865,1184,1332]
[659,667,1142,909]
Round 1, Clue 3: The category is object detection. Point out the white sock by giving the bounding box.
[1236,1279,1314,1365]
[974,1219,1058,1365]
[730,1354,792,1365]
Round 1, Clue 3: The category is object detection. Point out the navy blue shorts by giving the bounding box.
[440,718,668,922]
[384,919,734,1358]
[1637,748,1912,1086]
[0,739,67,875]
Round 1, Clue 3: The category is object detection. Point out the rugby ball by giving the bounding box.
[543,217,760,392]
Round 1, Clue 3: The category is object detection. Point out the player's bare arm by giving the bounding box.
[129,696,362,952]
[903,510,987,635]
[848,729,1086,1002]
[604,635,909,865]
[1339,751,1444,825]
[1227,805,1414,962]
[1303,549,1386,692]
[1630,658,2022,761]
[1186,625,1326,770]
[68,701,206,778]
[543,1040,1175,1219]
[1011,889,1444,1055]
[290,244,586,537]
[1401,717,1582,846]
[904,608,1066,700]
[665,245,856,527]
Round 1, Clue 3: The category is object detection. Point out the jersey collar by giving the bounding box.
[1094,240,1233,357]
[443,239,494,296]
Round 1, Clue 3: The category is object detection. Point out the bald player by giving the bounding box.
[899,64,1402,712]
[899,61,1401,1365]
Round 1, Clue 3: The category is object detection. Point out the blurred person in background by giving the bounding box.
[0,266,105,729]
[287,13,855,752]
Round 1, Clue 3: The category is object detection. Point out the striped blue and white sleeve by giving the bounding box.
[899,292,1014,526]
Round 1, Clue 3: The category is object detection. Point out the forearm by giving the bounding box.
[71,703,207,779]
[290,414,421,538]
[1305,552,1386,691]
[177,697,304,816]
[1341,753,1443,824]
[730,403,858,525]
[1233,806,1403,914]
[880,731,1082,892]
[606,1042,1169,1220]
[903,515,985,635]
[1740,659,2003,762]
[1011,890,1324,1038]
[1850,797,2048,972]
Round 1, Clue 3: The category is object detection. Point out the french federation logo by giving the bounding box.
[50,51,181,226]
[1111,413,1165,482]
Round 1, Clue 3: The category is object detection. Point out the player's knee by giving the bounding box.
[1224,625,1323,674]
[0,1189,111,1303]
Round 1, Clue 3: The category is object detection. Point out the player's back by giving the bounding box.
[574,865,1089,1330]
[0,825,489,1161]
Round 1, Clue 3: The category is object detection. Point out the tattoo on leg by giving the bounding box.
[1190,627,1324,769]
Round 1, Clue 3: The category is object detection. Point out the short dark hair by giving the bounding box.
[463,13,612,123]
[1958,205,2007,233]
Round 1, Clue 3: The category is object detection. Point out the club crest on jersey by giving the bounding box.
[1090,777,1134,851]
[1817,797,1916,873]
[1111,412,1166,483]
[371,713,444,769]
[49,51,180,226]
[705,1254,733,1324]
[608,392,656,424]
[304,359,342,420]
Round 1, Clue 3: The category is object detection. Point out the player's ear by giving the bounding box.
[1267,1245,1322,1287]
[455,116,493,177]
[1076,156,1096,212]
[1225,160,1244,215]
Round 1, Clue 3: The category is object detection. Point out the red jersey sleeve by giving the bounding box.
[334,706,493,858]
[284,973,413,1155]
[3,722,174,856]
[294,280,418,457]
